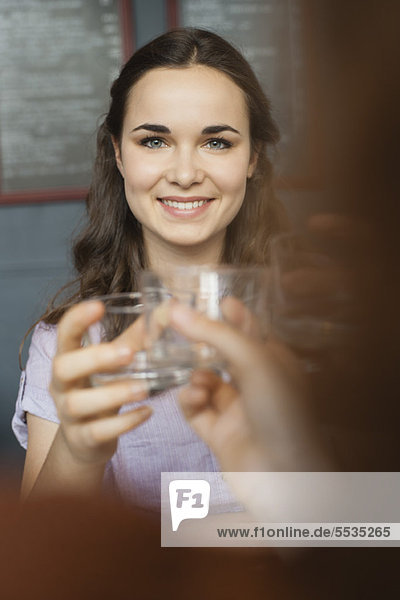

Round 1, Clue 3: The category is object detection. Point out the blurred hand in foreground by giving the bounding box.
[168,302,332,473]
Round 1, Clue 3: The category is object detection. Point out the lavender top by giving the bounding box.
[12,323,237,511]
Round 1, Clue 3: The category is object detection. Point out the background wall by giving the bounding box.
[0,0,321,483]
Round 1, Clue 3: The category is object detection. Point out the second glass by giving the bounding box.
[141,265,270,372]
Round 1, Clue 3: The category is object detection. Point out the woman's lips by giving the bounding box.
[157,196,214,217]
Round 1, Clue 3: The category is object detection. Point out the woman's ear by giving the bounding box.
[247,146,259,179]
[111,136,124,177]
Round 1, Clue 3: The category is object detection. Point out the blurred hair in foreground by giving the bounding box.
[305,0,400,465]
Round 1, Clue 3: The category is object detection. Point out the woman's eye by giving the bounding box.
[204,138,232,150]
[141,137,166,149]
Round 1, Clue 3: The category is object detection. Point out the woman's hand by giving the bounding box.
[49,300,152,467]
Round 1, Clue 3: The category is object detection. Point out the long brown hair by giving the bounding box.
[38,27,287,326]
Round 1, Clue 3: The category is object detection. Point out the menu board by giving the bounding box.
[0,0,133,204]
[171,0,308,183]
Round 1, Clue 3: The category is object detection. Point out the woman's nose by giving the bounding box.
[165,149,205,187]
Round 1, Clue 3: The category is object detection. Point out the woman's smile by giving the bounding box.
[157,196,215,218]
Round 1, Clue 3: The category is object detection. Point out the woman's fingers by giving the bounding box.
[58,380,149,421]
[77,406,152,448]
[57,301,105,354]
[49,301,156,466]
[51,343,135,392]
[54,301,152,395]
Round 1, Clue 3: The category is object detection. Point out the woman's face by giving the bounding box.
[113,65,256,256]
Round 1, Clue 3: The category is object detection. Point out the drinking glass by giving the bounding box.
[141,265,270,372]
[83,292,192,391]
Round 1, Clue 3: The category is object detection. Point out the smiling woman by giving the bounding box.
[112,65,257,266]
[13,28,287,506]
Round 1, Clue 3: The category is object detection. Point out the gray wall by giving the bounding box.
[0,202,84,478]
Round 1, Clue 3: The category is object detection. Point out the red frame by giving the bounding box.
[0,0,134,206]
[166,0,178,28]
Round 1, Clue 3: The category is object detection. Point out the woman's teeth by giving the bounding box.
[160,199,208,210]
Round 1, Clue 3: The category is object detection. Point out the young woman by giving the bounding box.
[12,28,287,506]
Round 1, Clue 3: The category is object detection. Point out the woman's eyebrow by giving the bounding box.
[202,125,240,135]
[131,123,241,135]
[131,123,170,133]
